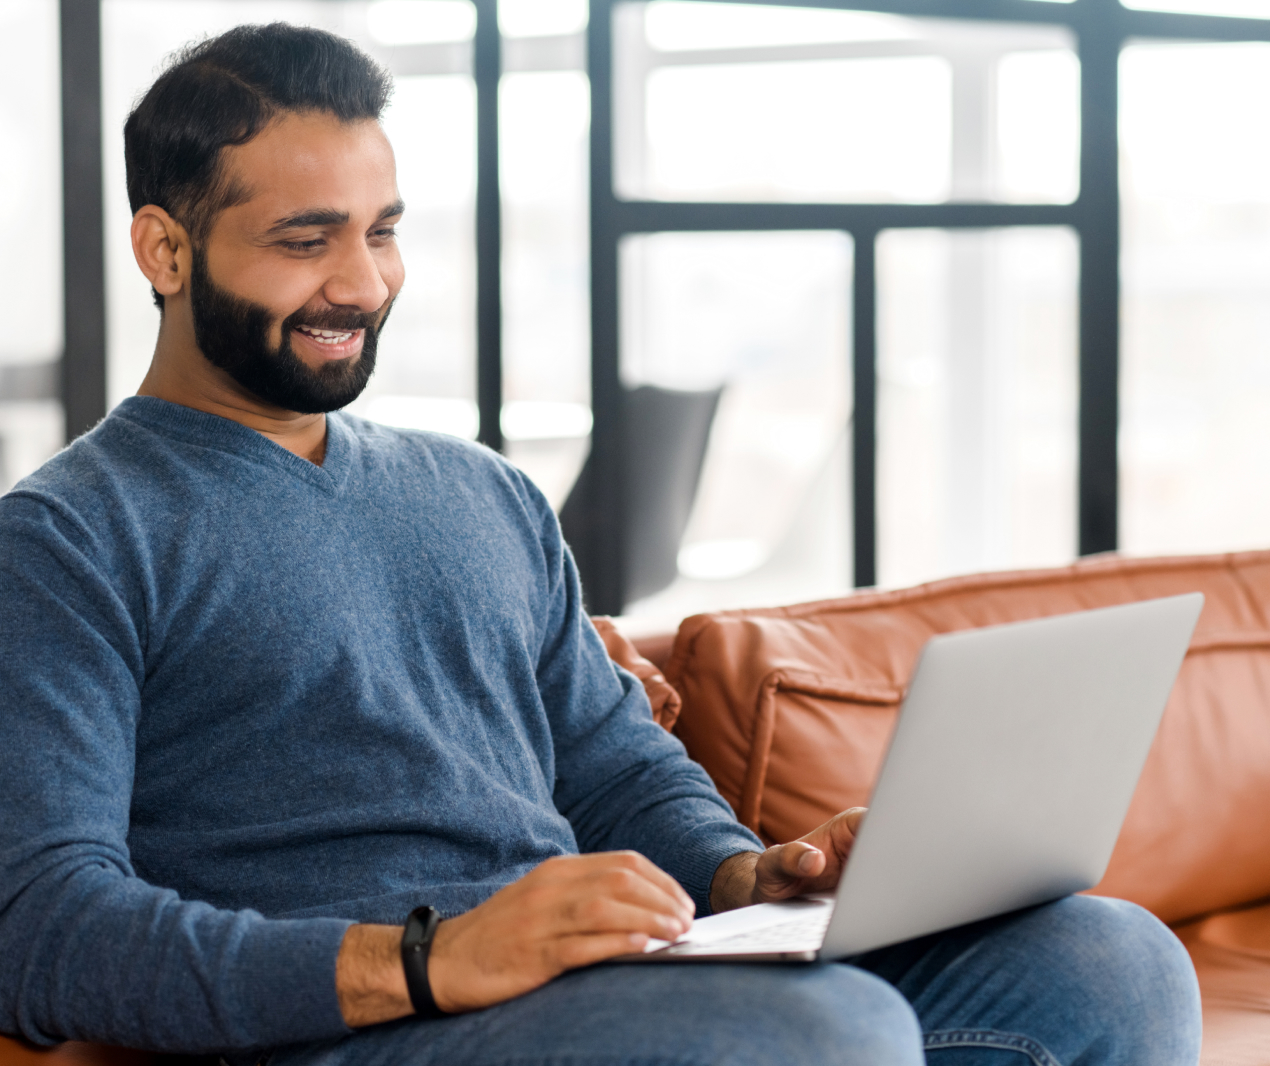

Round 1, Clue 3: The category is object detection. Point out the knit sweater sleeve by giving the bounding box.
[525,486,763,915]
[0,495,353,1053]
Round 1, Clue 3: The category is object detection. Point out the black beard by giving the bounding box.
[188,247,389,415]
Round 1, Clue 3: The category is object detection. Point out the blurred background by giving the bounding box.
[4,0,1270,624]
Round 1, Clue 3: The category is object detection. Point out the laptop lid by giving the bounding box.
[820,593,1203,958]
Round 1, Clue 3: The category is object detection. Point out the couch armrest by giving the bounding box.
[0,1037,160,1066]
[590,617,682,731]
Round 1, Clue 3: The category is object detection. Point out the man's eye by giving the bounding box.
[280,238,325,252]
[371,227,398,241]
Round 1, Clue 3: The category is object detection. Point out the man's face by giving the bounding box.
[190,111,406,414]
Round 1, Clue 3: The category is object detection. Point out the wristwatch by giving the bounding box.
[401,905,447,1017]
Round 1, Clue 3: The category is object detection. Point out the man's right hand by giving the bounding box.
[335,852,696,1026]
[426,851,694,1013]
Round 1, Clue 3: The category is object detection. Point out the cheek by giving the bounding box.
[236,264,322,340]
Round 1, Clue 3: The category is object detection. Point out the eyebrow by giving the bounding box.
[266,200,406,234]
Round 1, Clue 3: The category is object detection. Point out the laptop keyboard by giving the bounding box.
[653,907,833,957]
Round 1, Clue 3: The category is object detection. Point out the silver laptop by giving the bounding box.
[624,593,1203,963]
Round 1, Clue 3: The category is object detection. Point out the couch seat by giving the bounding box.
[1176,900,1270,1066]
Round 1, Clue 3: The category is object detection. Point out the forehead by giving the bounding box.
[219,111,398,223]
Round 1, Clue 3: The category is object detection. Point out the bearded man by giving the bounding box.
[0,22,1200,1066]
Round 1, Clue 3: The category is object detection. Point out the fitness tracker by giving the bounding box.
[401,905,446,1018]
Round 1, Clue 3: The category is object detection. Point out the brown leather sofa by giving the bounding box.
[654,550,1270,1066]
[6,549,1270,1066]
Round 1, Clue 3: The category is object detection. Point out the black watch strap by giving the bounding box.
[401,906,446,1018]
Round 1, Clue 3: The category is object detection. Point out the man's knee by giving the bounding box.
[1034,895,1201,1061]
[724,965,925,1066]
[534,962,926,1066]
[333,962,928,1066]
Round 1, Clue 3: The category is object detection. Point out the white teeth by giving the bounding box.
[296,325,355,344]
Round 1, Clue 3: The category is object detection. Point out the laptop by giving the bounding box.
[621,593,1203,963]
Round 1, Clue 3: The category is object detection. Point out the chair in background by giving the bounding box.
[560,384,723,606]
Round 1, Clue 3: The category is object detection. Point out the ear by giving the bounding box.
[131,205,191,300]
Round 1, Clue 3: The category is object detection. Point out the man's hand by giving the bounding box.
[709,807,868,913]
[335,851,695,1026]
[428,852,693,1013]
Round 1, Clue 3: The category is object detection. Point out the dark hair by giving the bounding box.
[124,23,392,308]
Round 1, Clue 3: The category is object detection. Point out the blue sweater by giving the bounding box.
[0,397,760,1054]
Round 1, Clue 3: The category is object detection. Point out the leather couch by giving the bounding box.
[650,550,1270,1066]
[7,549,1270,1066]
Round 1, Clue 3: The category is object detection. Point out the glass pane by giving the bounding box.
[500,70,591,508]
[641,55,952,202]
[877,227,1078,589]
[499,0,586,37]
[0,0,62,491]
[1121,0,1270,19]
[619,231,852,619]
[367,0,475,44]
[644,2,921,50]
[359,73,476,414]
[996,50,1080,204]
[614,2,1075,205]
[101,1,477,431]
[1121,43,1270,556]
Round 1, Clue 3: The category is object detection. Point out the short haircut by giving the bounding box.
[124,23,393,308]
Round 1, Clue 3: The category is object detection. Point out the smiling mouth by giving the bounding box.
[294,324,361,345]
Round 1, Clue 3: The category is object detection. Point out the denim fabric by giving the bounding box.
[856,896,1201,1065]
[0,398,760,1052]
[271,896,1200,1066]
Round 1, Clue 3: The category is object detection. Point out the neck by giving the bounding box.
[138,302,329,466]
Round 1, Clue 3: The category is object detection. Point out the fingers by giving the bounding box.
[562,892,690,941]
[542,851,692,907]
[765,840,826,880]
[797,806,867,861]
[752,841,823,902]
[833,807,867,847]
[750,807,870,903]
[553,931,653,970]
[538,852,693,937]
[426,852,698,1015]
[792,841,827,876]
[604,850,696,916]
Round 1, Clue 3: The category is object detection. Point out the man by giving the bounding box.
[0,23,1200,1066]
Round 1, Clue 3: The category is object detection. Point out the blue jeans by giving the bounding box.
[276,895,1201,1066]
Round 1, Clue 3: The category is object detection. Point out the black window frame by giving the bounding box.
[579,0,1270,613]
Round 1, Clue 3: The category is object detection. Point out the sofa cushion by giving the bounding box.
[666,550,1270,927]
[0,1041,161,1066]
[1174,900,1270,1066]
[591,617,681,730]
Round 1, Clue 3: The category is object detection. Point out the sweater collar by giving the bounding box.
[111,396,354,496]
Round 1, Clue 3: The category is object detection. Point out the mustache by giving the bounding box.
[281,304,387,334]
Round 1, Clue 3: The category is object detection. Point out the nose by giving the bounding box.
[322,237,391,312]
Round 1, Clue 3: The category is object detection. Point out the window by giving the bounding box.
[1120,42,1270,556]
[620,230,852,615]
[877,227,1078,588]
[0,0,61,492]
[585,1,1085,612]
[26,0,1270,615]
[499,68,592,506]
[612,3,1078,205]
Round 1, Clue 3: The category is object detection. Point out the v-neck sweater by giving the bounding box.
[0,397,761,1053]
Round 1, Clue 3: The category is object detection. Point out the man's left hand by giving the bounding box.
[709,807,867,913]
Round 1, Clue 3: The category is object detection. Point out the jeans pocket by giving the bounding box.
[924,1028,1063,1066]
